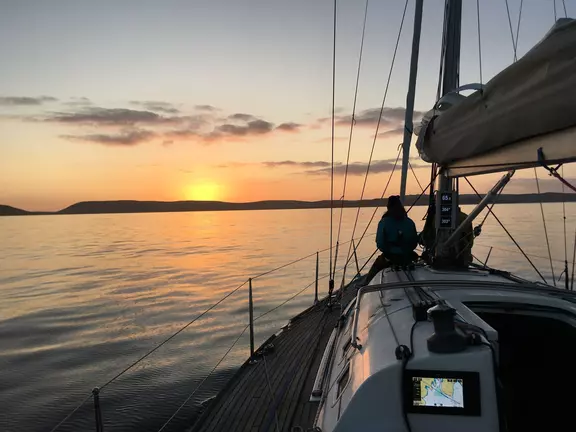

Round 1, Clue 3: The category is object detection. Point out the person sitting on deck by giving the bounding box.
[363,195,418,285]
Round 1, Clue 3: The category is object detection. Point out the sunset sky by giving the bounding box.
[1,0,574,211]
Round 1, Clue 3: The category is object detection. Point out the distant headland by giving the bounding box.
[1,193,575,216]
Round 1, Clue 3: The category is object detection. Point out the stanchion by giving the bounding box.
[92,387,104,432]
[248,278,256,363]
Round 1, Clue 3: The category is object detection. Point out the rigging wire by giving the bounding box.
[342,146,402,274]
[464,178,548,284]
[515,0,523,53]
[476,0,483,86]
[562,0,568,17]
[572,229,576,290]
[329,0,337,281]
[98,280,248,391]
[49,394,93,432]
[408,160,425,193]
[156,323,250,432]
[562,165,569,288]
[436,0,450,101]
[554,0,558,21]
[504,0,518,61]
[474,244,566,265]
[534,167,556,285]
[343,0,409,273]
[334,0,370,278]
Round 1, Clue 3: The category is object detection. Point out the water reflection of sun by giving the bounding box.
[185,182,222,201]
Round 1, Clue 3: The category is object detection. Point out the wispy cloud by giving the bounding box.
[263,160,332,168]
[130,100,180,114]
[18,101,303,147]
[44,107,184,126]
[62,129,156,146]
[64,97,92,107]
[0,96,58,106]
[195,104,218,112]
[276,122,302,132]
[334,107,424,128]
[227,113,256,121]
[378,127,404,138]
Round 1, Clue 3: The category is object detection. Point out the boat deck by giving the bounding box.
[190,284,359,432]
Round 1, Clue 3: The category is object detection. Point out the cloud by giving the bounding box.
[195,104,218,112]
[208,119,275,139]
[0,96,58,106]
[276,122,302,132]
[130,100,180,114]
[228,113,256,121]
[333,107,424,128]
[44,107,184,126]
[378,127,405,138]
[263,160,333,168]
[305,159,417,176]
[64,97,92,107]
[62,129,156,146]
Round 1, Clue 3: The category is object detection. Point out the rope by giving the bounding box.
[99,280,248,391]
[464,178,548,284]
[408,160,424,193]
[334,0,370,278]
[344,0,409,273]
[534,167,556,285]
[504,0,518,61]
[48,393,93,432]
[562,0,568,17]
[156,323,250,432]
[329,0,337,281]
[476,0,483,86]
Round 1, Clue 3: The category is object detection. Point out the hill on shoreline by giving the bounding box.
[1,193,575,216]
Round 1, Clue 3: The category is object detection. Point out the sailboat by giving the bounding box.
[188,1,576,432]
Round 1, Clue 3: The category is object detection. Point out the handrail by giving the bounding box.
[349,278,566,350]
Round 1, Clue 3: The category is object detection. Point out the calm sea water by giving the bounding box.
[1,204,574,432]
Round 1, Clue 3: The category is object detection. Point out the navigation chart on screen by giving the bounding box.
[413,377,464,408]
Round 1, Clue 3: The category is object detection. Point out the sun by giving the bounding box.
[185,182,222,201]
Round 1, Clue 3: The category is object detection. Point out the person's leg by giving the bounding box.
[363,254,389,285]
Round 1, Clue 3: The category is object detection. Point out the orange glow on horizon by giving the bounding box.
[184,181,223,201]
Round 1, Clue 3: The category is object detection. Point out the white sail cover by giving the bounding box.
[416,18,576,176]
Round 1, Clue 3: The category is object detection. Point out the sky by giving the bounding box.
[1,0,574,211]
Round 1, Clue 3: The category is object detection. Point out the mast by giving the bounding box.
[435,0,462,260]
[399,0,424,202]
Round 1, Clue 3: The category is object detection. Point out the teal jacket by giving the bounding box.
[376,214,418,258]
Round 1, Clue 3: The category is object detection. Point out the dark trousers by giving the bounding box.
[364,254,392,285]
[364,252,418,285]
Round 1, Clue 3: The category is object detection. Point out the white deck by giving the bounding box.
[316,265,576,432]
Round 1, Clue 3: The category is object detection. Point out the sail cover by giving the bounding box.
[416,18,576,176]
